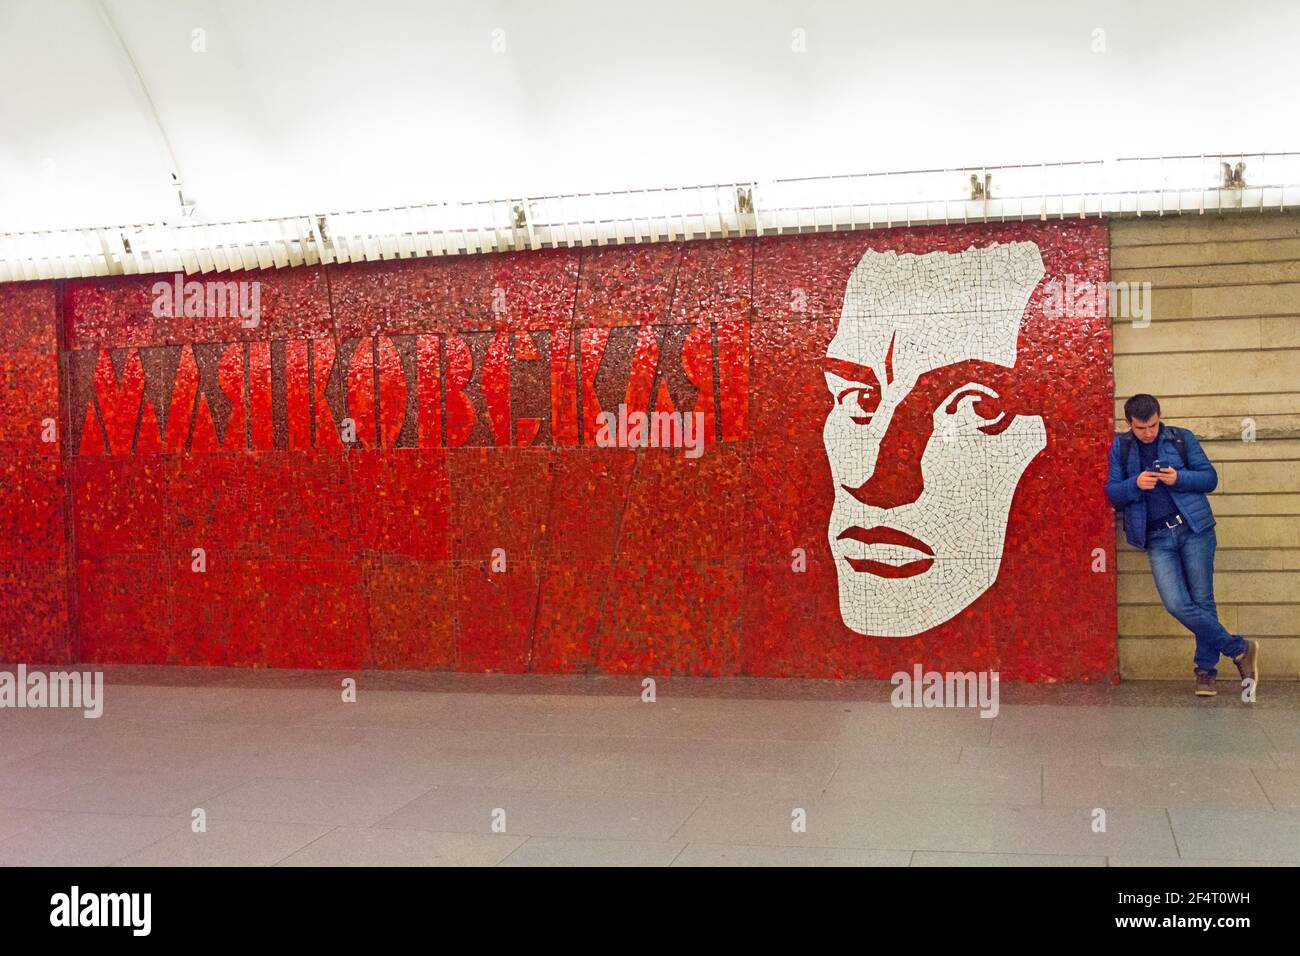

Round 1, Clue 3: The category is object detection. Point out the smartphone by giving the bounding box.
[1151,459,1168,471]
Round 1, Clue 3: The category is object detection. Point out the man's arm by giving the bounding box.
[1105,436,1143,507]
[1172,428,1218,494]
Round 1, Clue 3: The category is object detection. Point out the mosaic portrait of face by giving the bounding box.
[823,241,1048,637]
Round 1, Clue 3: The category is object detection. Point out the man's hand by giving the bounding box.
[1136,470,1160,490]
[1156,467,1177,485]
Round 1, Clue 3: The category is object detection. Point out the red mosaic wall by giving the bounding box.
[0,220,1116,680]
[0,282,71,664]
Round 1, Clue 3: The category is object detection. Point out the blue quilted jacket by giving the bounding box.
[1104,424,1218,550]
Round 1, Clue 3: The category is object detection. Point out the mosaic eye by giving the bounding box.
[837,385,881,424]
[940,383,1012,434]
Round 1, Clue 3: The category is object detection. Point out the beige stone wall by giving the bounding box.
[1110,212,1300,679]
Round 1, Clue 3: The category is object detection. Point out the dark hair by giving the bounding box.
[1124,393,1161,423]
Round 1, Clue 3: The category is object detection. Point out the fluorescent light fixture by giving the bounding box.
[1,153,1298,283]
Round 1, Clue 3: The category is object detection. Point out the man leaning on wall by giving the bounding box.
[1105,394,1260,698]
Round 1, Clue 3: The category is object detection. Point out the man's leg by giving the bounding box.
[1147,526,1225,676]
[1180,525,1255,686]
[1179,526,1248,663]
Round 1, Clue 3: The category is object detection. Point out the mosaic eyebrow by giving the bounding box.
[822,357,880,385]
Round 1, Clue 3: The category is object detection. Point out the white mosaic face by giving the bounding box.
[823,242,1047,637]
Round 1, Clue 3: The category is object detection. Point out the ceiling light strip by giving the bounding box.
[1,154,1297,283]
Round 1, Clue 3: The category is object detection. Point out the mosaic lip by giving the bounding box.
[836,524,935,556]
[836,525,936,578]
[842,555,935,578]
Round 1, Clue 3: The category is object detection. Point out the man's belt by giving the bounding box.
[1147,512,1185,533]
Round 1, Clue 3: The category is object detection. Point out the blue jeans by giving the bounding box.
[1146,523,1247,676]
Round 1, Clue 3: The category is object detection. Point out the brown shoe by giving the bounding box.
[1233,639,1260,689]
[1195,672,1217,697]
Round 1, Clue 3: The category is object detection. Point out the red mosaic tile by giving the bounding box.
[669,238,752,324]
[76,557,170,664]
[485,247,580,332]
[544,449,636,561]
[165,553,370,668]
[448,447,552,560]
[2,219,1116,681]
[64,268,332,349]
[252,559,371,669]
[0,455,64,561]
[71,456,169,559]
[454,558,539,673]
[0,351,60,452]
[281,453,362,560]
[161,453,291,558]
[0,281,58,352]
[362,556,457,669]
[349,449,451,562]
[616,445,745,562]
[0,560,71,664]
[426,254,494,332]
[168,553,267,667]
[575,244,682,327]
[531,557,611,673]
[328,258,441,338]
[596,558,743,676]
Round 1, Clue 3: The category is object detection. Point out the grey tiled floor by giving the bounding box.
[2,668,1299,866]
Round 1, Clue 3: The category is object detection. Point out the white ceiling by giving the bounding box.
[3,0,1299,233]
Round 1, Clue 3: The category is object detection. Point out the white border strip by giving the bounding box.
[2,154,1298,283]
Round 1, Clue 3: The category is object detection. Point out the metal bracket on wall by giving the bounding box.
[1,153,1298,282]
